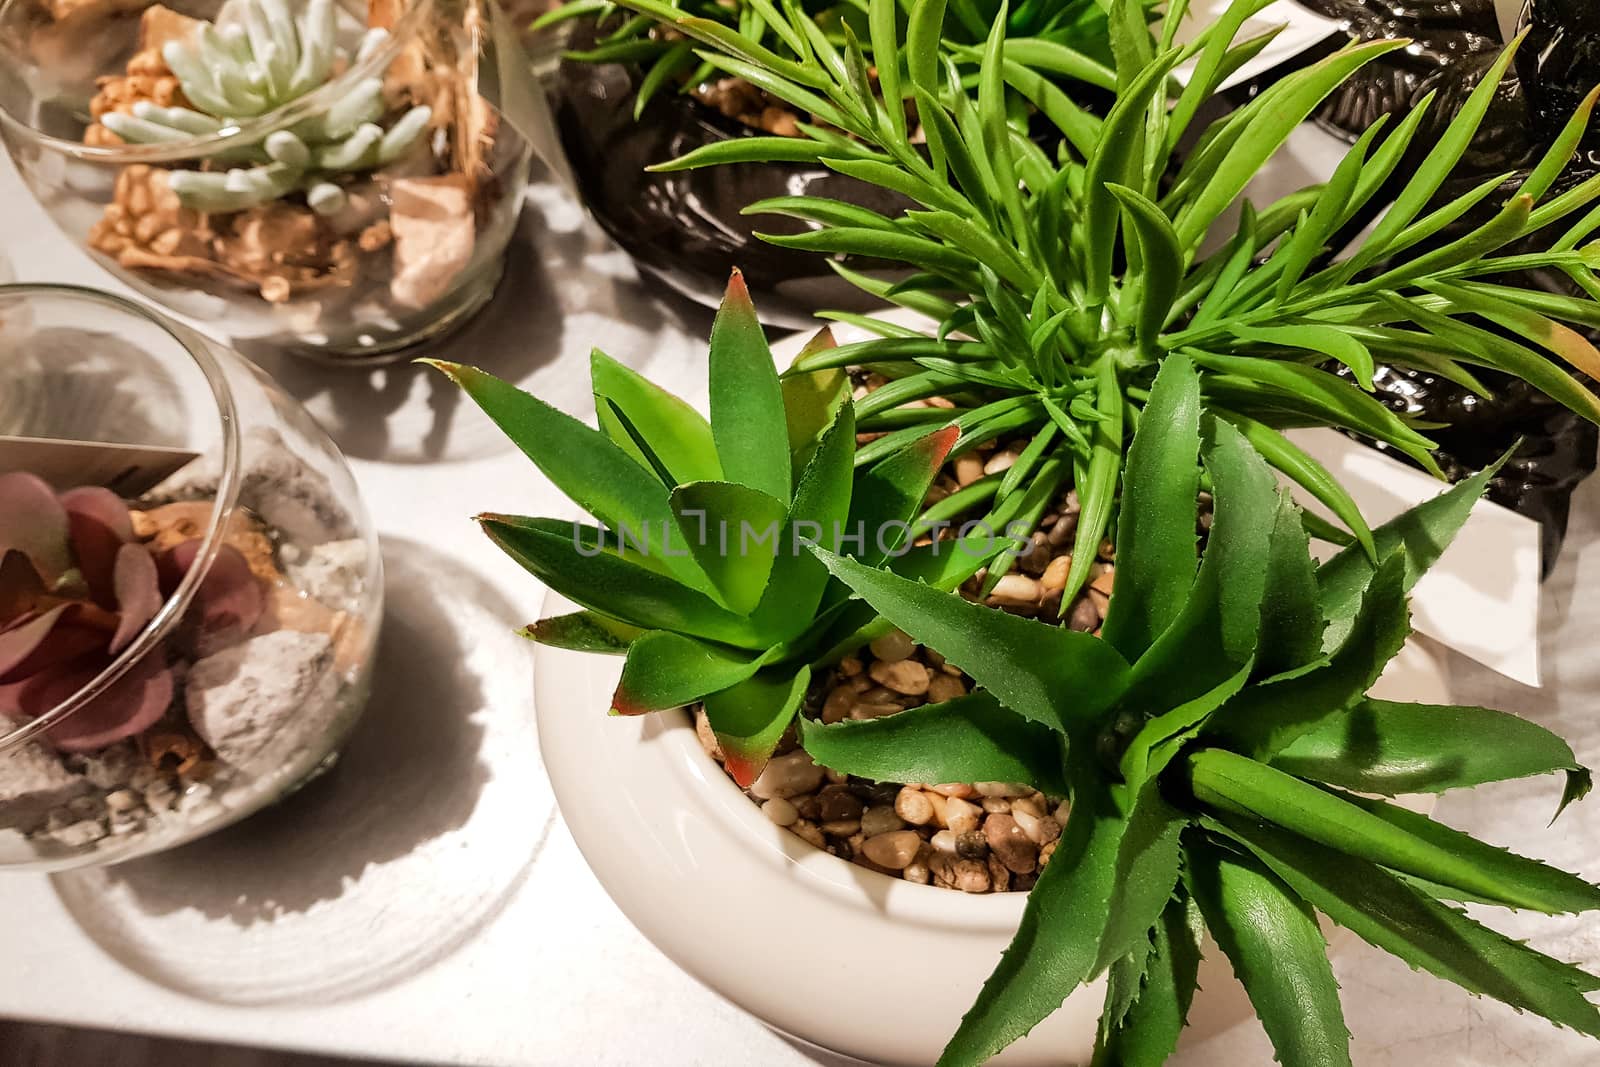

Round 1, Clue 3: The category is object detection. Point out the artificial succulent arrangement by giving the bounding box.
[437,0,1600,1060]
[615,0,1600,604]
[537,0,1138,121]
[427,271,1055,784]
[0,472,260,751]
[99,0,432,216]
[806,354,1600,1064]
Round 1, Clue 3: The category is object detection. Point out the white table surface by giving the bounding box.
[4,126,1600,1066]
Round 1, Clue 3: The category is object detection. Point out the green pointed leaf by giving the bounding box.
[1207,551,1409,758]
[780,328,849,476]
[1061,359,1125,608]
[521,611,642,654]
[1190,749,1600,914]
[1274,698,1593,809]
[1094,784,1188,974]
[710,271,791,502]
[1109,185,1183,356]
[478,514,760,648]
[748,401,857,643]
[591,349,723,485]
[670,482,789,615]
[799,690,1068,794]
[1188,839,1352,1067]
[1220,413,1377,564]
[1175,39,1408,250]
[705,664,811,787]
[1101,353,1201,664]
[1095,890,1204,1067]
[1327,788,1600,914]
[428,362,705,589]
[812,548,1132,736]
[1122,415,1278,709]
[1317,449,1511,651]
[612,631,771,715]
[939,777,1126,1067]
[1212,814,1600,1038]
[846,424,962,567]
[1228,324,1377,391]
[1256,490,1325,676]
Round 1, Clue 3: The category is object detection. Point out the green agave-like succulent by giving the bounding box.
[804,352,1600,1065]
[536,0,1137,121]
[101,0,432,216]
[608,0,1600,606]
[430,271,1057,784]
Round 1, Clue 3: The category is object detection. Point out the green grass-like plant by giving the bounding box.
[611,0,1600,607]
[806,352,1600,1065]
[535,0,1131,120]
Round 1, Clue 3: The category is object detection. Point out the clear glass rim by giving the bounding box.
[0,0,438,165]
[0,283,243,752]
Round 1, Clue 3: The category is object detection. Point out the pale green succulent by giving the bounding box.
[101,0,432,216]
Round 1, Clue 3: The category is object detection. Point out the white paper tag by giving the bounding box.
[0,435,200,496]
[1173,1,1343,90]
[1287,429,1543,687]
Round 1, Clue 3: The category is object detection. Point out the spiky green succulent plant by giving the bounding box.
[536,0,1139,121]
[804,352,1600,1065]
[429,272,1061,785]
[101,0,432,216]
[606,0,1600,607]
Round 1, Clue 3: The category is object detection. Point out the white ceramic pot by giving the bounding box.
[534,591,1451,1067]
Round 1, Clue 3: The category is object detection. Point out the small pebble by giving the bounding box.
[819,789,864,824]
[930,783,976,799]
[954,454,985,486]
[975,782,1031,798]
[952,858,991,893]
[1069,597,1100,632]
[1040,839,1058,866]
[749,751,826,800]
[944,795,980,835]
[983,450,1020,476]
[902,854,932,885]
[869,629,917,663]
[791,819,826,849]
[987,853,1011,893]
[1041,555,1072,594]
[989,574,1041,606]
[980,797,1011,814]
[861,830,923,869]
[821,686,855,724]
[870,658,930,696]
[930,829,958,854]
[895,787,935,826]
[955,830,989,860]
[1011,795,1046,819]
[927,672,967,703]
[985,813,1039,874]
[821,819,862,836]
[861,805,904,837]
[763,798,800,827]
[1048,513,1078,545]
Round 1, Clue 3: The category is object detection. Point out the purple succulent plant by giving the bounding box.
[0,472,263,752]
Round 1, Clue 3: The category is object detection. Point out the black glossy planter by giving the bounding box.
[550,31,911,328]
[1296,0,1599,562]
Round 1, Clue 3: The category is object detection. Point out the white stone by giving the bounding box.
[287,538,370,608]
[185,630,336,768]
[0,738,91,833]
[389,174,476,309]
[748,751,825,800]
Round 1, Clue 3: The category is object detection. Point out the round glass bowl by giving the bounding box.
[0,284,382,870]
[0,0,539,364]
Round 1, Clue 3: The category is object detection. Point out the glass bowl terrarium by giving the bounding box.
[0,0,540,364]
[0,284,382,870]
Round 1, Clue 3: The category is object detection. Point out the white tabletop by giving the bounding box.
[3,133,1600,1066]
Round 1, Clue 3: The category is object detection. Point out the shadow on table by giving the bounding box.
[242,167,716,466]
[50,538,551,1003]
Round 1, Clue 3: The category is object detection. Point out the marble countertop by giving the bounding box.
[3,69,1600,1066]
